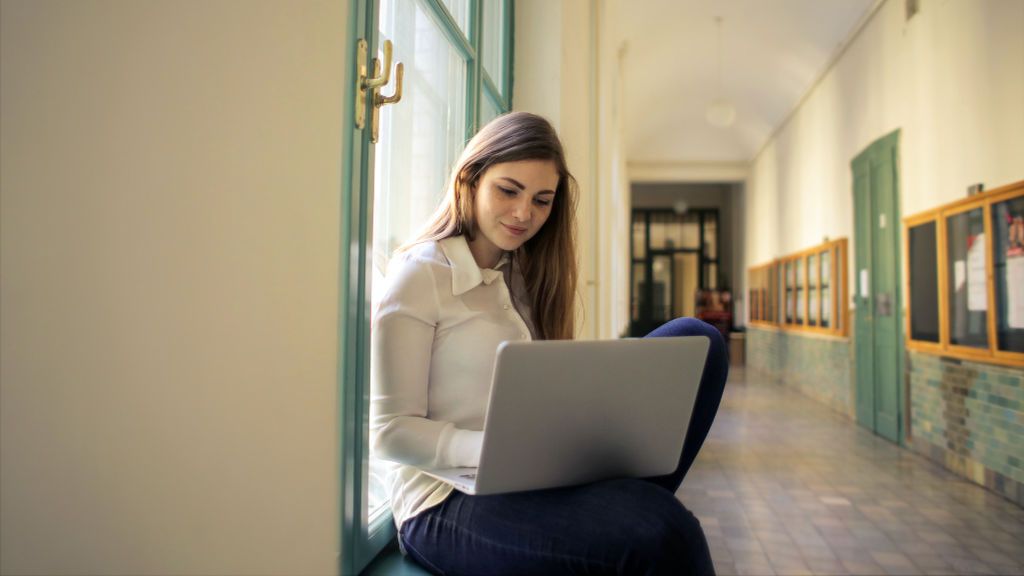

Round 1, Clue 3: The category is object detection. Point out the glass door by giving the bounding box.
[629,209,720,335]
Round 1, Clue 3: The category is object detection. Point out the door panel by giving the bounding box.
[651,254,673,324]
[675,252,699,318]
[853,131,903,445]
[872,149,900,443]
[853,158,875,432]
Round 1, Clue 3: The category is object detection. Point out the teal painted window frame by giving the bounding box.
[339,1,513,573]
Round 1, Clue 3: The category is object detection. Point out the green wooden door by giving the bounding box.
[853,130,904,444]
[853,157,875,431]
[871,143,901,441]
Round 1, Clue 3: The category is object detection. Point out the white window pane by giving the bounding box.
[703,217,717,259]
[479,89,501,127]
[482,0,505,93]
[371,0,468,520]
[681,219,699,248]
[821,251,831,327]
[440,0,470,36]
[808,255,818,326]
[795,259,804,323]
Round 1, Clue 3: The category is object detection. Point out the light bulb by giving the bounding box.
[706,99,736,127]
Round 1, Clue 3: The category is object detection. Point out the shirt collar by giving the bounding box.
[439,235,510,296]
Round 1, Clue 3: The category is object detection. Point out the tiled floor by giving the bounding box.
[678,368,1024,576]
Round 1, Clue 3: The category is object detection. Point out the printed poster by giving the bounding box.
[1005,209,1024,329]
[1008,256,1024,329]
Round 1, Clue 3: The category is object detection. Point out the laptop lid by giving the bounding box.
[461,336,709,495]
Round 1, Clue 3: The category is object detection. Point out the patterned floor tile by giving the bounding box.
[677,368,1024,576]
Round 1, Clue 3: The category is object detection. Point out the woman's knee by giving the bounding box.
[646,317,728,371]
[591,480,713,575]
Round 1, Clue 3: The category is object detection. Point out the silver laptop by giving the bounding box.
[420,336,710,495]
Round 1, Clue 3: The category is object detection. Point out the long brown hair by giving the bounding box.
[402,112,579,340]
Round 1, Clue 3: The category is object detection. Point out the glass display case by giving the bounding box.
[795,258,804,325]
[991,195,1024,354]
[821,249,831,329]
[902,179,1024,367]
[747,238,848,337]
[946,207,989,349]
[907,220,940,344]
[808,254,818,327]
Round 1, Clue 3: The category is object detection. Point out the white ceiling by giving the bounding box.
[613,0,876,167]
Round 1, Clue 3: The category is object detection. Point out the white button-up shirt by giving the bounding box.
[370,235,537,528]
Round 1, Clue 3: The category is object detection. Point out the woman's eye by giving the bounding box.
[534,199,552,207]
[498,186,516,197]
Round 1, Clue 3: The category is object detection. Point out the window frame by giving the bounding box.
[902,179,1024,368]
[341,1,515,572]
[747,238,849,338]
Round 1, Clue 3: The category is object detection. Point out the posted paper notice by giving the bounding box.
[954,260,966,292]
[1008,256,1024,329]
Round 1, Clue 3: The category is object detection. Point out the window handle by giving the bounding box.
[370,57,403,144]
[355,39,399,133]
[376,62,404,107]
[363,39,393,91]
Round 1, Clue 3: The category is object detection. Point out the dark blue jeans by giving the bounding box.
[400,318,729,575]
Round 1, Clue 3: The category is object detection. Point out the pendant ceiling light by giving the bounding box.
[706,16,736,128]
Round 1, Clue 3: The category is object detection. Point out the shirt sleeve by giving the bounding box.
[370,255,483,469]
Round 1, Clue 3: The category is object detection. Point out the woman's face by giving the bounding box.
[468,159,559,268]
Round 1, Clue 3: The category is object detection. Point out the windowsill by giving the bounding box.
[361,539,431,576]
[906,343,1024,369]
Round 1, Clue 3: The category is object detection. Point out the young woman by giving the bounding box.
[371,112,728,575]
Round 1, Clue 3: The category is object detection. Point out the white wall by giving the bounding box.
[515,0,632,339]
[598,1,634,338]
[0,1,347,574]
[745,0,1024,312]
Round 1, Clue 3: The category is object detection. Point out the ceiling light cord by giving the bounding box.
[716,16,723,97]
[706,16,737,128]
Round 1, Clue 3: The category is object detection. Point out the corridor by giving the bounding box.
[2,1,1022,574]
[680,369,1024,576]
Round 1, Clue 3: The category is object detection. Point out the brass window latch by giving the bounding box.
[355,39,404,143]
